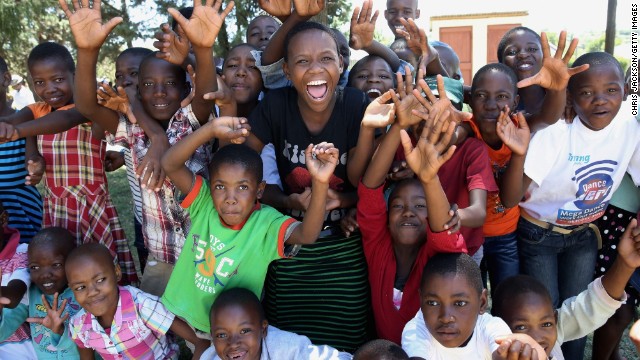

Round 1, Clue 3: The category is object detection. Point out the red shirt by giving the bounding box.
[357,182,467,344]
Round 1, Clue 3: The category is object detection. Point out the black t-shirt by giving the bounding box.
[249,86,369,224]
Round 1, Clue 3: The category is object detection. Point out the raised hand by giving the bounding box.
[180,65,197,108]
[391,66,423,129]
[305,142,339,185]
[400,105,456,184]
[397,18,435,77]
[97,81,131,115]
[258,0,292,17]
[493,334,545,360]
[207,116,251,144]
[25,154,46,186]
[27,293,70,335]
[387,160,414,181]
[496,110,530,156]
[617,219,640,269]
[361,90,396,128]
[349,0,378,50]
[517,31,589,91]
[203,76,236,112]
[443,203,461,235]
[0,122,19,143]
[153,23,191,66]
[58,0,123,50]
[293,0,325,17]
[168,0,234,49]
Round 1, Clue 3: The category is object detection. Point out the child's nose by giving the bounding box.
[439,307,455,323]
[153,84,167,97]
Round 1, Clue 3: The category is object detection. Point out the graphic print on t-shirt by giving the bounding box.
[557,159,617,225]
[191,232,237,294]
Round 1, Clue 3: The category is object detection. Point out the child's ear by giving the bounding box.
[478,288,489,314]
[114,264,122,282]
[261,319,268,338]
[513,93,520,112]
[415,9,421,19]
[256,181,266,201]
[339,55,344,74]
[283,62,290,80]
[624,81,630,101]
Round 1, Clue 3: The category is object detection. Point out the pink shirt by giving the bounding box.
[69,286,178,359]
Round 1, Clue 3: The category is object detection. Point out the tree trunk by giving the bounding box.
[605,0,617,54]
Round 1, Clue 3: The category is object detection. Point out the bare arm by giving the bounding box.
[496,112,532,208]
[260,11,311,65]
[14,108,88,138]
[169,317,209,359]
[0,107,34,126]
[601,219,640,300]
[77,347,95,360]
[349,1,402,70]
[457,189,487,229]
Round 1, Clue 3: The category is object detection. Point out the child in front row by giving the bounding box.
[201,287,352,360]
[492,217,640,360]
[402,253,546,360]
[160,114,337,336]
[66,243,208,359]
[0,227,81,359]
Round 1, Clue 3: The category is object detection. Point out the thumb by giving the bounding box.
[399,129,414,159]
[203,91,222,100]
[0,297,11,305]
[26,317,45,324]
[516,74,538,89]
[167,8,188,30]
[104,17,124,33]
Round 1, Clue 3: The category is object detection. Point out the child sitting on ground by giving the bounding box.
[0,227,81,359]
[66,243,208,359]
[353,339,408,360]
[160,117,337,335]
[402,253,545,359]
[492,217,640,360]
[0,202,33,357]
[201,287,351,360]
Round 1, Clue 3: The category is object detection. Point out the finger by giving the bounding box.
[563,37,580,63]
[104,16,124,33]
[417,78,438,105]
[540,32,552,60]
[350,5,359,25]
[520,343,533,360]
[412,88,433,112]
[370,9,379,24]
[58,0,74,18]
[220,1,235,18]
[435,75,450,102]
[167,8,189,30]
[58,298,69,313]
[516,74,539,89]
[60,312,70,323]
[515,111,529,131]
[555,31,567,60]
[0,297,11,305]
[404,65,413,94]
[147,162,162,191]
[396,71,406,98]
[399,129,415,159]
[26,317,45,324]
[568,63,590,76]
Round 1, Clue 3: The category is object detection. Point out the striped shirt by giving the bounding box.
[110,105,212,264]
[122,149,143,224]
[69,286,178,360]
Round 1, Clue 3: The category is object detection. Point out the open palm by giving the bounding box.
[497,111,530,156]
[59,0,123,50]
[168,0,234,49]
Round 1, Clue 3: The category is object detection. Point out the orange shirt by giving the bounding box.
[465,117,520,237]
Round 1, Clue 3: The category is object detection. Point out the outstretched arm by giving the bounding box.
[168,0,234,124]
[161,116,249,194]
[602,219,640,300]
[398,18,448,78]
[287,143,336,245]
[59,0,122,134]
[349,0,402,70]
[518,31,589,131]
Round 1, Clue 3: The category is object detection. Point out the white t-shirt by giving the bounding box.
[521,112,640,225]
[401,310,511,359]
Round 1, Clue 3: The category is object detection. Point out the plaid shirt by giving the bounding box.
[69,286,178,360]
[111,105,212,264]
[29,103,138,285]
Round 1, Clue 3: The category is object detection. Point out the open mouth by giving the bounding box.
[307,80,329,101]
[516,62,534,71]
[366,88,382,99]
[41,282,55,290]
[400,222,419,227]
[227,350,247,360]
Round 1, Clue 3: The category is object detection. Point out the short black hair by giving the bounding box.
[491,275,552,317]
[353,339,409,360]
[568,51,625,90]
[210,287,265,322]
[387,178,422,207]
[29,227,76,259]
[0,55,7,73]
[283,21,339,62]
[66,243,115,273]
[28,42,75,73]
[248,14,280,30]
[209,144,263,183]
[347,55,394,88]
[138,52,187,86]
[171,7,193,30]
[421,253,483,295]
[496,26,541,63]
[471,62,518,96]
[118,47,153,61]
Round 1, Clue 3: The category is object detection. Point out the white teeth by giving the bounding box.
[367,89,382,95]
[518,64,532,70]
[154,104,169,107]
[43,282,54,287]
[307,80,327,86]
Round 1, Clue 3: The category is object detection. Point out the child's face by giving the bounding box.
[29,59,74,109]
[284,29,343,115]
[138,58,189,123]
[501,31,542,80]
[246,17,279,51]
[211,303,267,360]
[388,181,427,247]
[210,163,265,227]
[385,0,419,37]
[67,255,121,327]
[351,58,394,99]
[28,243,68,295]
[223,46,263,106]
[115,54,144,89]
[470,70,518,137]
[570,65,626,130]
[420,273,487,348]
[0,69,10,98]
[500,293,557,357]
[434,46,462,81]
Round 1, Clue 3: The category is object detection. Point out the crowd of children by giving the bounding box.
[0,0,637,358]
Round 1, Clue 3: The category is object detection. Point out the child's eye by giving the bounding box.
[115,74,123,80]
[143,82,153,87]
[34,81,44,86]
[506,49,517,56]
[166,81,176,86]
[415,204,426,208]
[96,277,106,283]
[497,94,509,100]
[240,328,252,334]
[54,78,64,83]
[425,300,439,306]
[215,184,224,190]
[542,322,554,328]
[473,93,486,99]
[297,59,309,65]
[322,56,334,62]
[514,324,527,331]
[454,301,468,306]
[239,185,249,190]
[608,88,618,93]
[527,47,538,53]
[30,265,40,271]
[391,204,403,209]
[74,285,85,291]
[380,74,391,80]
[215,332,227,339]
[227,63,238,69]
[130,71,138,77]
[53,263,63,268]
[580,90,592,96]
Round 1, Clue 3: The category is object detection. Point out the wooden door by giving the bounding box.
[487,24,521,63]
[439,26,472,85]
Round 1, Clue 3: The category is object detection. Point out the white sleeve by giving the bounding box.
[479,314,512,354]
[626,136,640,186]
[556,276,624,345]
[401,310,432,358]
[261,143,283,189]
